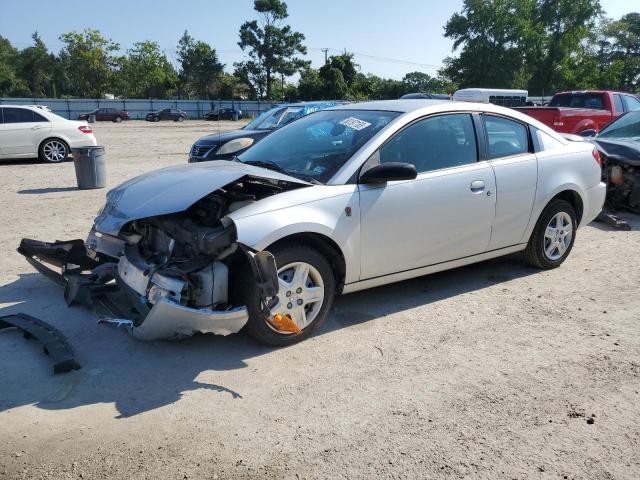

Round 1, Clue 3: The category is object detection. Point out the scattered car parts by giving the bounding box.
[0,313,81,374]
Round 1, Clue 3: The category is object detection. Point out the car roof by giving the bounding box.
[329,99,451,113]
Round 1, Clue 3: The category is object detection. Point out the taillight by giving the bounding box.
[78,125,92,134]
[592,147,602,167]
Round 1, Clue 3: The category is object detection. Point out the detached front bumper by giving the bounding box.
[18,236,277,341]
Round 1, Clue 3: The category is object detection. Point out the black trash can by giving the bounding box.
[71,146,107,189]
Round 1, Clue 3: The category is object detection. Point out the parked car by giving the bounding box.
[514,90,640,135]
[0,105,97,162]
[400,93,451,100]
[146,108,188,122]
[189,101,342,162]
[78,108,129,122]
[20,100,605,347]
[204,107,242,121]
[580,111,640,214]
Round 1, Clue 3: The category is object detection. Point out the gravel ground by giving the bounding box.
[1,120,639,480]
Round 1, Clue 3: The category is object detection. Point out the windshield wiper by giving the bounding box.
[243,160,324,185]
[243,160,291,175]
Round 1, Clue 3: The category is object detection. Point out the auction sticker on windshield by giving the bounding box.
[339,117,371,131]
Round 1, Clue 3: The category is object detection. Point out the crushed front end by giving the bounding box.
[18,180,281,341]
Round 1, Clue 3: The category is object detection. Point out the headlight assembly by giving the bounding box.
[217,138,255,155]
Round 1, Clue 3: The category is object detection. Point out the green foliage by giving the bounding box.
[441,0,624,95]
[177,31,224,99]
[235,0,308,99]
[117,41,177,98]
[58,29,120,98]
[0,35,29,96]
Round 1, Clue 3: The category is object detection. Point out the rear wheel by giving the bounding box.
[39,139,68,163]
[243,244,335,346]
[524,199,577,269]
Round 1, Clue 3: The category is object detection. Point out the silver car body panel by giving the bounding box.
[131,299,248,341]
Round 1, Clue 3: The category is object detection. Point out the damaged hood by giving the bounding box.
[94,160,310,236]
[593,138,640,166]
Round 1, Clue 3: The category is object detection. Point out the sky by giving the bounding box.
[0,0,635,80]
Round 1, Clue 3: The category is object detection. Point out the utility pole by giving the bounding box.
[281,73,285,102]
[321,48,329,65]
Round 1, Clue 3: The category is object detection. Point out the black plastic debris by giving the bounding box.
[0,313,81,374]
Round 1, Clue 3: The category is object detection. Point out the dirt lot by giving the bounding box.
[1,120,639,479]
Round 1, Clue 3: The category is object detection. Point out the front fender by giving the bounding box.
[230,193,361,284]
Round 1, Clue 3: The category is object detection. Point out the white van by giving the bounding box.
[453,88,529,107]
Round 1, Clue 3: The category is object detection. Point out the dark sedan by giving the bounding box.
[146,108,188,122]
[189,101,342,163]
[400,92,451,100]
[78,108,129,122]
[204,108,242,121]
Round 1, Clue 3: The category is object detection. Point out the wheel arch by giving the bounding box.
[550,189,584,225]
[265,232,347,294]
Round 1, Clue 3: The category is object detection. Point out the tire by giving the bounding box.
[177,116,185,122]
[38,138,69,163]
[524,199,577,269]
[243,244,336,346]
[114,116,122,123]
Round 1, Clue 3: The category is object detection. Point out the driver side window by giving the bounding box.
[379,113,478,173]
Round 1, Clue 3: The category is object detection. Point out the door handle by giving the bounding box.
[31,125,45,130]
[470,180,485,193]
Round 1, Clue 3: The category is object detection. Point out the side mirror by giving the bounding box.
[579,129,597,138]
[360,162,417,184]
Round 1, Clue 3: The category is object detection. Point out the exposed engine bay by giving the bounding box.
[17,174,306,341]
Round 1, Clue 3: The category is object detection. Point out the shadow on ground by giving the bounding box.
[0,254,536,418]
[0,157,72,166]
[18,187,78,194]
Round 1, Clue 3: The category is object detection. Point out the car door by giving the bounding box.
[159,109,170,120]
[358,113,497,280]
[0,107,51,156]
[481,114,538,250]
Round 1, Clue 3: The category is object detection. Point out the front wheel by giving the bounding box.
[177,116,185,122]
[114,116,122,123]
[39,139,68,163]
[243,244,335,346]
[524,199,577,269]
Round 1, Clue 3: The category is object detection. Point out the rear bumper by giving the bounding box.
[582,182,607,226]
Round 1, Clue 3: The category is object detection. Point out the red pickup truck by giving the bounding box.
[514,90,640,135]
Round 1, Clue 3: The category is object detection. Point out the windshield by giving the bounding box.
[238,109,400,183]
[550,93,605,110]
[244,105,305,131]
[598,112,640,140]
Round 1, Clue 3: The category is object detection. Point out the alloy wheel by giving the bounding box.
[42,140,67,162]
[543,212,573,261]
[266,261,325,334]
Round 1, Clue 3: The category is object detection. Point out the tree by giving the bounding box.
[0,35,29,96]
[597,13,640,90]
[442,0,603,95]
[117,41,177,98]
[236,0,308,99]
[58,29,119,97]
[19,32,55,97]
[176,31,224,99]
[318,52,359,98]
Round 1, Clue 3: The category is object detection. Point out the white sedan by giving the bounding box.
[0,105,97,162]
[19,100,605,346]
